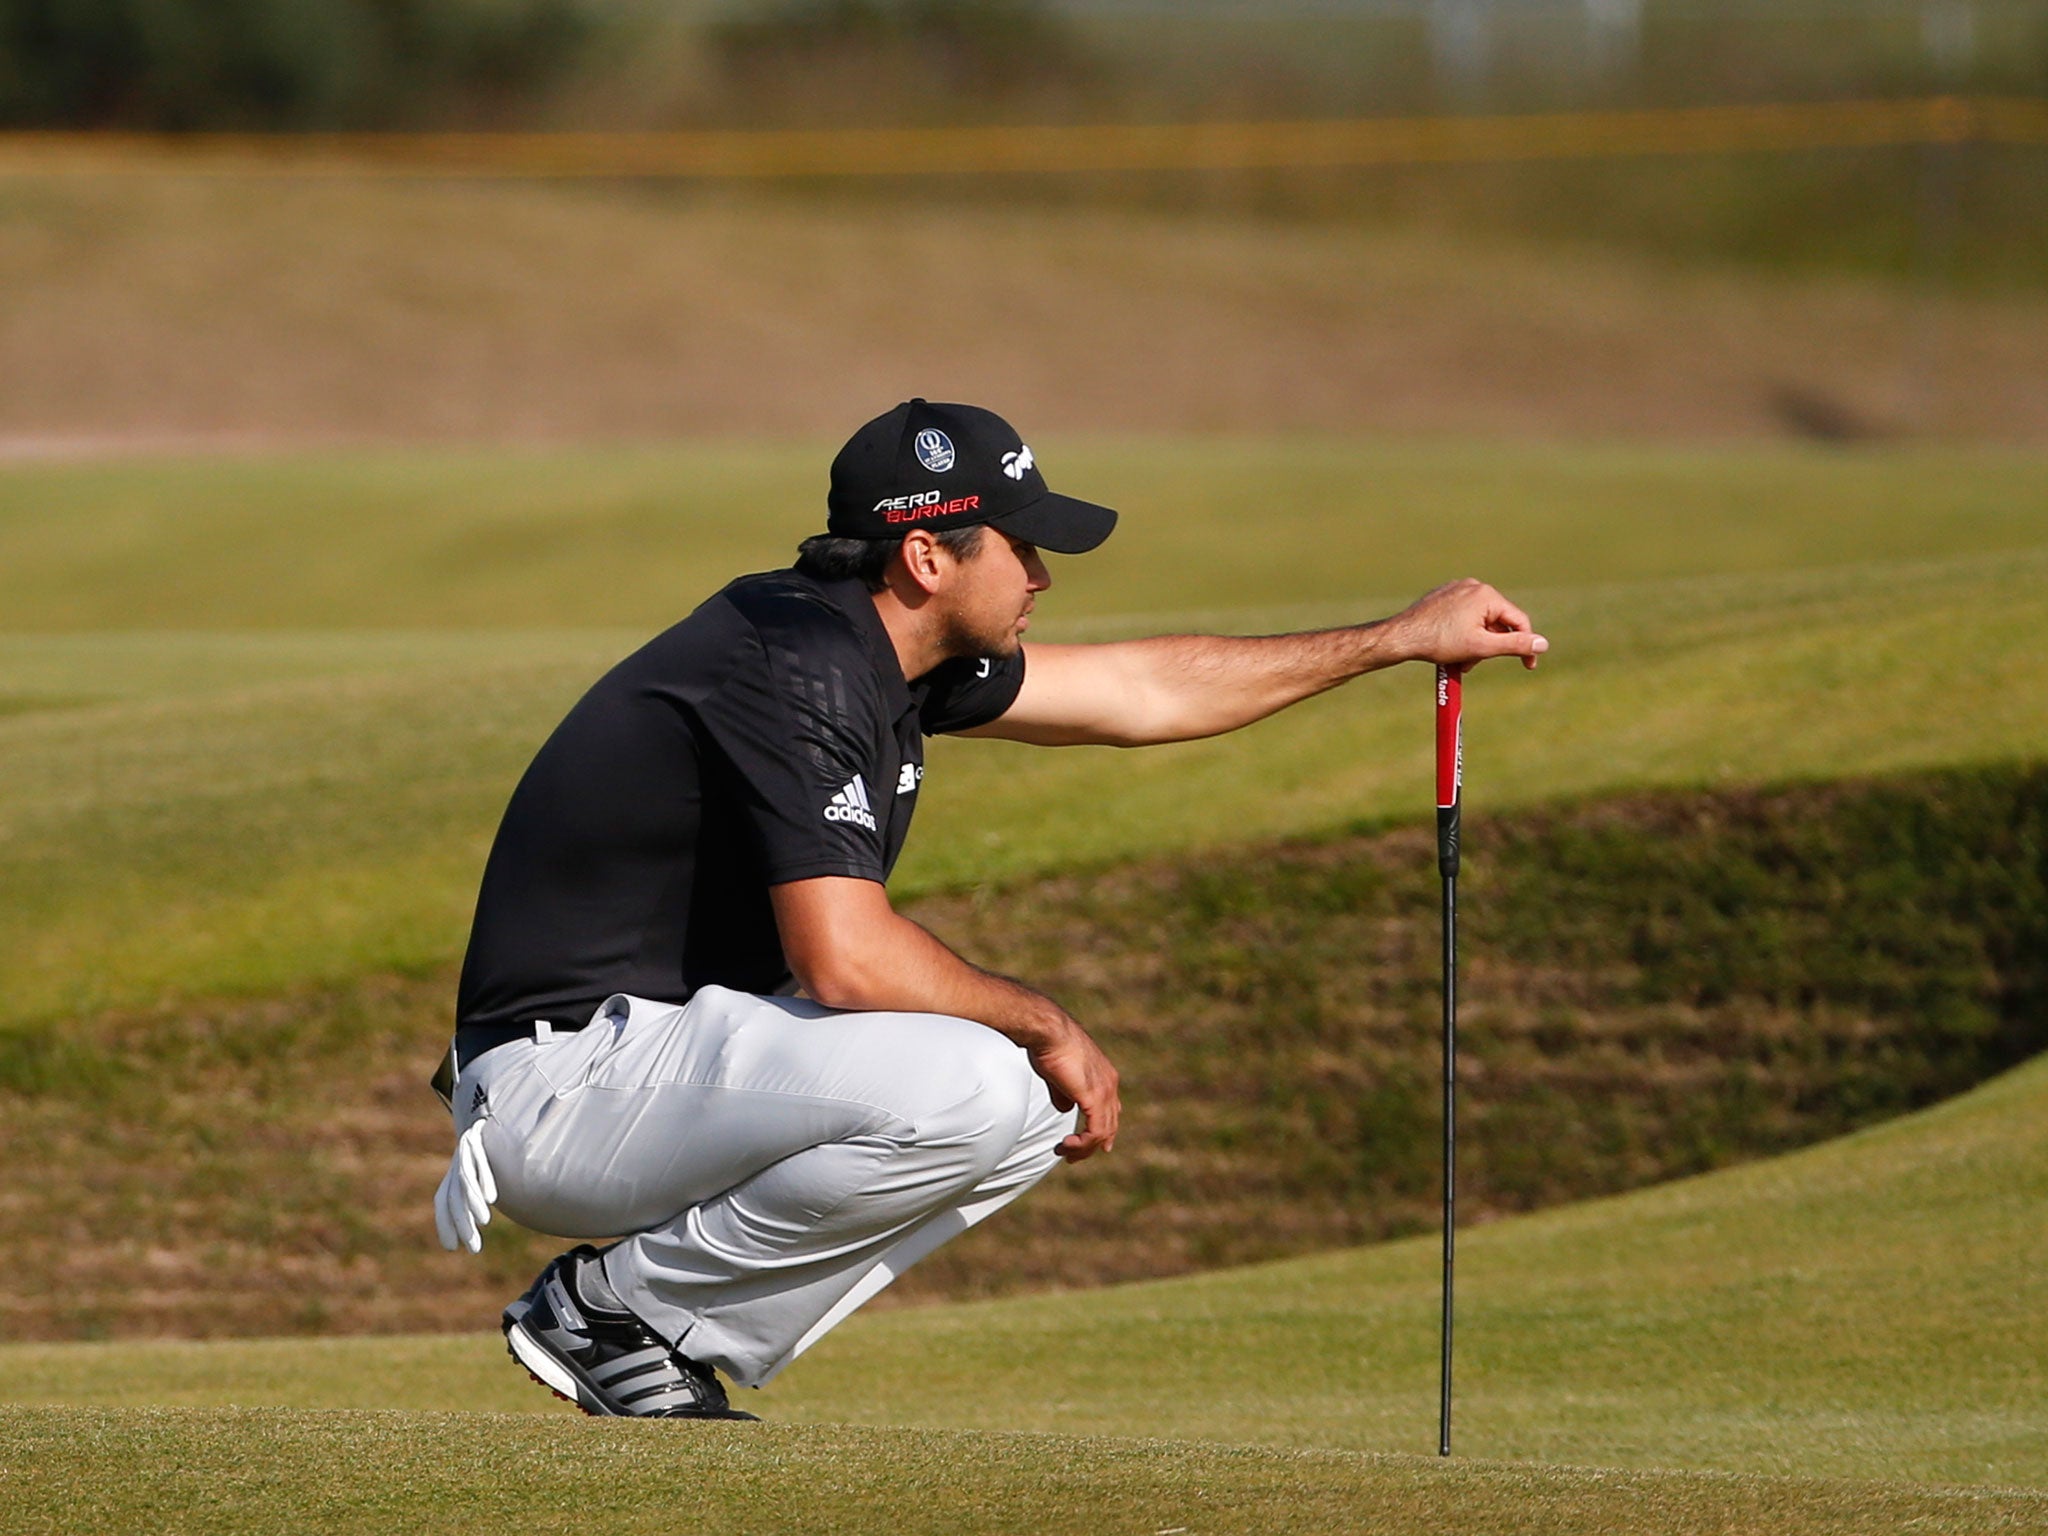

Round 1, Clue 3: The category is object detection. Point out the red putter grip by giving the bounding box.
[1435,667,1463,810]
[1435,667,1462,878]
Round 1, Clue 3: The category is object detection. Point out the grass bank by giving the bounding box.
[4,763,2039,1340]
[909,761,2048,1295]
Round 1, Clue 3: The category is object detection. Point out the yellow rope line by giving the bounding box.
[0,97,2041,179]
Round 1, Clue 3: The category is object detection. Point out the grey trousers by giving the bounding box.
[454,986,1075,1388]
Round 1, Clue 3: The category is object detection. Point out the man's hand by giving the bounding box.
[1386,578,1548,672]
[1028,1019,1121,1161]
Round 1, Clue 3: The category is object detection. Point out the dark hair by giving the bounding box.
[794,525,985,592]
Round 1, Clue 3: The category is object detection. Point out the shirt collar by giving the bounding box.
[824,575,920,722]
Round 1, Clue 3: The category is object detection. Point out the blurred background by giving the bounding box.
[1,0,2044,448]
[1,2,2045,1346]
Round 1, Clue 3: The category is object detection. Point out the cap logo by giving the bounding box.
[914,429,956,472]
[1001,445,1035,481]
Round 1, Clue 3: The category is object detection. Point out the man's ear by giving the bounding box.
[896,530,946,596]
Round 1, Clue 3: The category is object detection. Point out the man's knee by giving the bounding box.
[911,1025,1040,1171]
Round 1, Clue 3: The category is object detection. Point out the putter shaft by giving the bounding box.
[1439,870,1456,1457]
[1434,666,1463,1458]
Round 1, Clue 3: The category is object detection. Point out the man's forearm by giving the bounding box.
[795,901,1076,1051]
[773,874,1122,1158]
[984,579,1544,749]
[1098,621,1406,744]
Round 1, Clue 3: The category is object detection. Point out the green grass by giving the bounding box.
[3,439,2047,631]
[10,1051,2047,1482]
[7,1047,2047,1527]
[739,1053,2048,1485]
[3,440,2046,1032]
[10,1413,2045,1536]
[7,438,2048,1529]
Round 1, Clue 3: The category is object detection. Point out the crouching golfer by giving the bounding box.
[432,399,1546,1419]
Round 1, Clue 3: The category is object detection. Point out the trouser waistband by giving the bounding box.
[459,1015,591,1063]
[432,1015,593,1109]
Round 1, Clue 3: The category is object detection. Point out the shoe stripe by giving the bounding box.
[535,1318,594,1357]
[619,1377,710,1408]
[588,1347,679,1386]
[609,1362,710,1405]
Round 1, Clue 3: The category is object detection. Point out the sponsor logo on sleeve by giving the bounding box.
[824,774,878,831]
[896,762,923,795]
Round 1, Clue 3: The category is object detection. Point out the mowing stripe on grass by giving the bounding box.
[4,545,2046,1032]
[3,439,2045,632]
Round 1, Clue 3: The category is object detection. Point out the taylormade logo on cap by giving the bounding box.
[823,399,1119,556]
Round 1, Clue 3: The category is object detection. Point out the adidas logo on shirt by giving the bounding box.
[823,774,878,832]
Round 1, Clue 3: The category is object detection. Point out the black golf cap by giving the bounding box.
[827,400,1117,555]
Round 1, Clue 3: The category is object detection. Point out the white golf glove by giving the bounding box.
[434,1119,498,1254]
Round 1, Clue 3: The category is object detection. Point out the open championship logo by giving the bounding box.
[914,428,956,473]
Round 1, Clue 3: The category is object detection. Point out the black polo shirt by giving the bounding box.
[454,569,1023,1045]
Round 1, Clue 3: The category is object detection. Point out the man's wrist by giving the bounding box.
[1349,616,1412,671]
[1006,994,1079,1053]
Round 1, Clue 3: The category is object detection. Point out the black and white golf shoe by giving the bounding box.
[502,1245,758,1420]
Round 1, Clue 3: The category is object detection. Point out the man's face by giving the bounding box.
[940,527,1051,659]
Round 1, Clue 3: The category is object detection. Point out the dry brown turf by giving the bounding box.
[2,176,2046,451]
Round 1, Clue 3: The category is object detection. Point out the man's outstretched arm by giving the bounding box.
[770,875,1120,1163]
[962,578,1547,748]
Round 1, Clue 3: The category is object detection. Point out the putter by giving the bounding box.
[1435,664,1462,1457]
